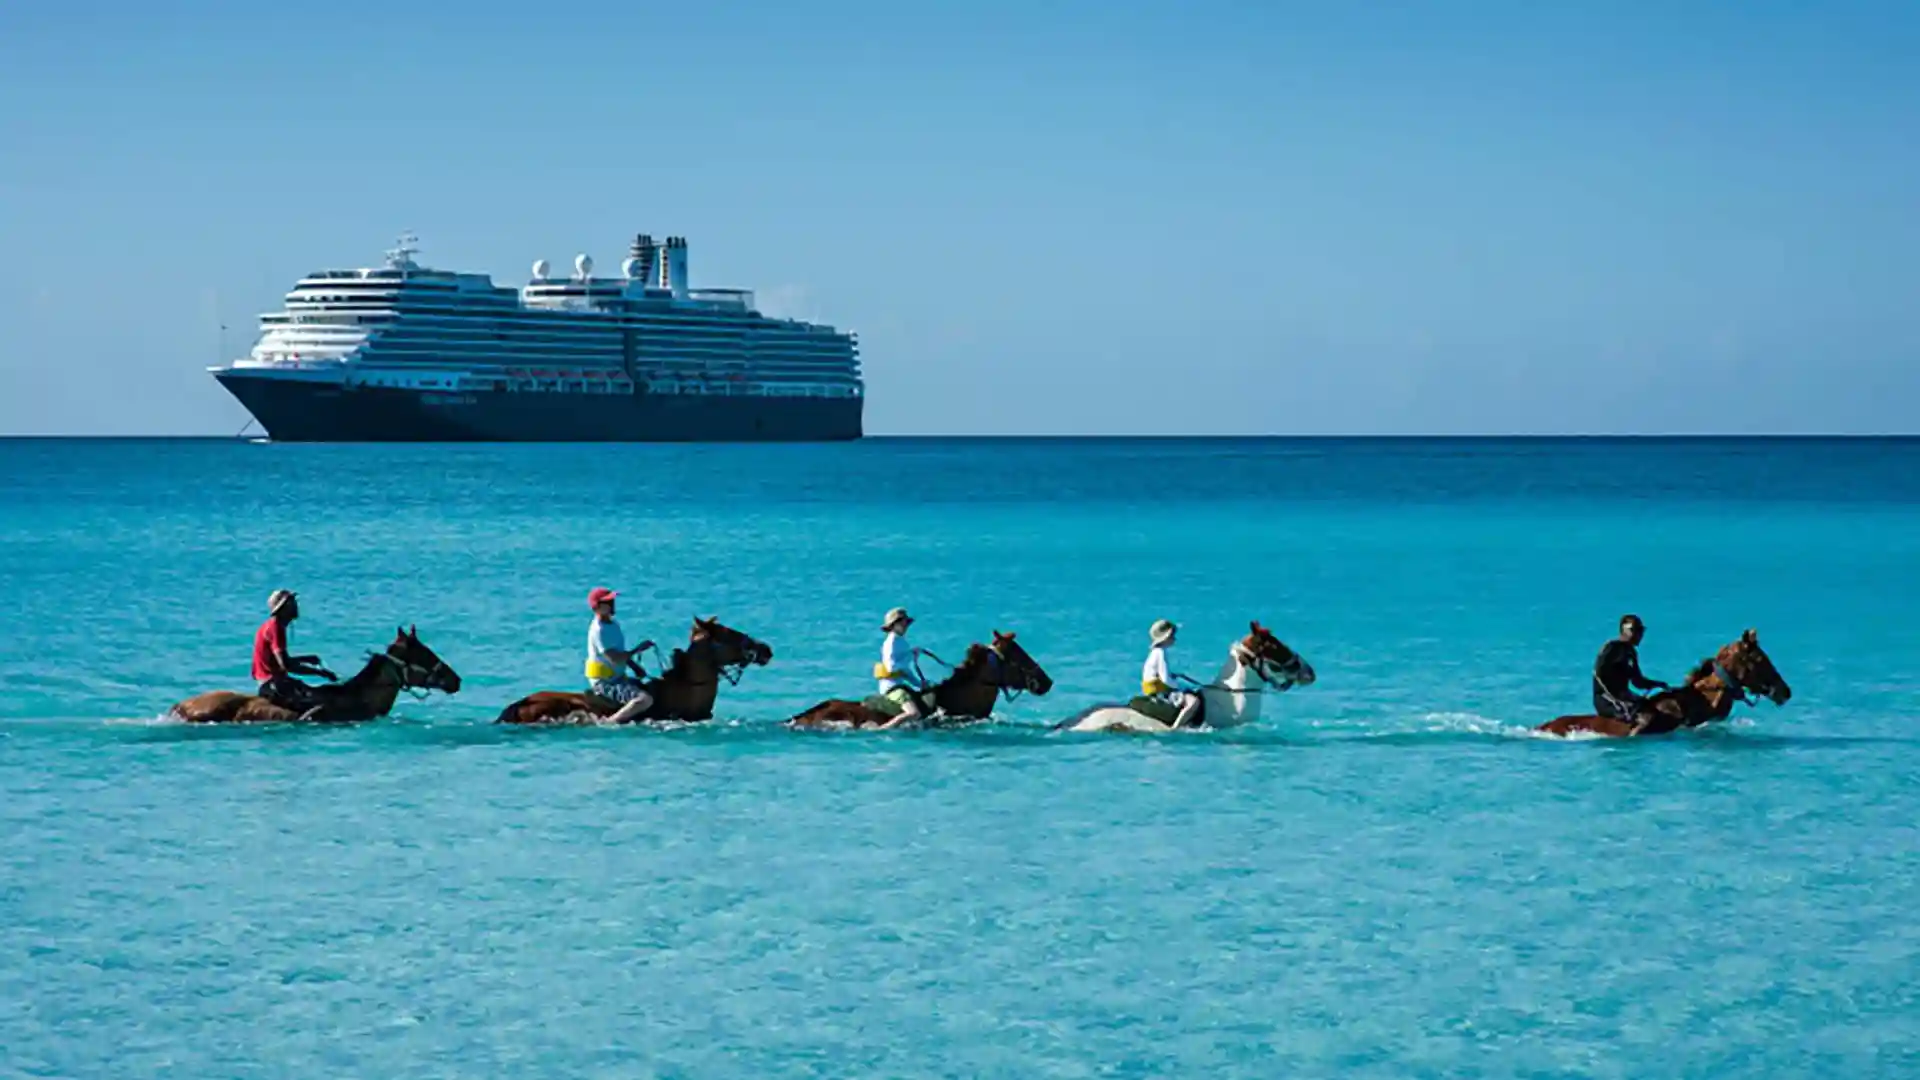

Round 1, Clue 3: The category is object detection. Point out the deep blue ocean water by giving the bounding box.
[3,437,1918,1077]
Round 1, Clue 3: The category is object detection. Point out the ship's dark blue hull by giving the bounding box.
[216,373,863,442]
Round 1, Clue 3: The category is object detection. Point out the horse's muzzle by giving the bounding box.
[1768,684,1791,705]
[749,643,774,665]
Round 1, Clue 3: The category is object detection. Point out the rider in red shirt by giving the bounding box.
[253,590,335,716]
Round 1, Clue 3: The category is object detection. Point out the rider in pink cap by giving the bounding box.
[585,587,655,723]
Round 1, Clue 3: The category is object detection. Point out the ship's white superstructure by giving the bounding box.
[221,233,862,401]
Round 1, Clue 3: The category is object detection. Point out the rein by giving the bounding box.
[371,649,450,701]
[1194,647,1296,695]
[1712,661,1754,709]
[653,637,759,690]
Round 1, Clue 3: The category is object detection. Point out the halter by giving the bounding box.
[376,648,452,700]
[1712,659,1755,708]
[984,647,1038,702]
[659,635,762,689]
[1232,642,1297,693]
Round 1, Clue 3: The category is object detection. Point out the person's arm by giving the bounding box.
[1626,650,1666,691]
[1594,642,1633,699]
[624,639,655,678]
[275,628,333,680]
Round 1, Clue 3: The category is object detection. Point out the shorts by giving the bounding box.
[883,686,925,711]
[590,677,649,705]
[259,675,322,712]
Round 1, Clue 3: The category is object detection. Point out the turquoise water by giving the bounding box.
[3,437,1918,1077]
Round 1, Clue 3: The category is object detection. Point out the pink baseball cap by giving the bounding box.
[587,587,618,608]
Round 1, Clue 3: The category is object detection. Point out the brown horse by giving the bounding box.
[788,630,1054,730]
[1538,628,1792,737]
[168,625,462,724]
[494,616,773,725]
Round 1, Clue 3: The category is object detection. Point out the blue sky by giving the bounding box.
[2,1,1915,435]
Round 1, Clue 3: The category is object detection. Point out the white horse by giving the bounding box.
[1057,622,1315,734]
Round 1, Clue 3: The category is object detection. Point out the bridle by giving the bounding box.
[1711,656,1759,709]
[1236,641,1301,692]
[376,647,454,700]
[982,645,1045,702]
[657,633,768,689]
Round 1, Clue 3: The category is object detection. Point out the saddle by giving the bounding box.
[1127,694,1203,727]
[861,692,932,719]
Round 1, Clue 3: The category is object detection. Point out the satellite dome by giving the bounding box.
[621,256,642,279]
[531,258,550,280]
[574,253,593,279]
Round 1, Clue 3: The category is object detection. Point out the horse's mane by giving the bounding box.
[936,644,994,687]
[1684,657,1715,684]
[339,646,401,691]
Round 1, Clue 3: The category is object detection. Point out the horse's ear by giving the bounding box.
[1743,628,1758,644]
[396,624,406,639]
[408,623,417,640]
[1251,620,1265,635]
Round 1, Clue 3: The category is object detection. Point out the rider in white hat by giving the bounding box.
[1141,619,1202,728]
[876,607,932,726]
[251,589,336,718]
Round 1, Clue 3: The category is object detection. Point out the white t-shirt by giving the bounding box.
[587,617,627,678]
[1142,645,1173,693]
[879,630,921,691]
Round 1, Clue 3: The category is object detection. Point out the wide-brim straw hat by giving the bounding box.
[882,607,912,631]
[1150,619,1177,645]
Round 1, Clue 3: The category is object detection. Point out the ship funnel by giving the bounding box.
[665,236,689,299]
[628,233,658,289]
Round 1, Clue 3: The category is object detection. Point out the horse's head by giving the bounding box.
[989,629,1054,696]
[1716,628,1791,705]
[691,616,773,668]
[1240,620,1315,688]
[387,624,462,694]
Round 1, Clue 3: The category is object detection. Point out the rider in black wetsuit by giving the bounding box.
[1593,614,1668,719]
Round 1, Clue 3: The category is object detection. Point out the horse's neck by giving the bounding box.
[343,654,403,715]
[1206,649,1261,723]
[660,646,720,713]
[934,663,996,716]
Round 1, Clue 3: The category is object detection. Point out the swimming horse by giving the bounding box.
[787,631,1054,730]
[1058,621,1315,734]
[495,616,772,725]
[168,626,462,724]
[1538,628,1791,738]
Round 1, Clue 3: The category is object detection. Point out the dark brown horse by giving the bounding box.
[1538,629,1791,737]
[168,626,462,724]
[494,616,773,725]
[788,630,1054,730]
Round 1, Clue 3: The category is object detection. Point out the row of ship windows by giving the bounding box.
[353,376,860,399]
[278,304,850,334]
[345,347,853,369]
[265,344,855,368]
[264,327,852,348]
[265,350,859,374]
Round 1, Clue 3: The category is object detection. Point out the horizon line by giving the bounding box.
[3,433,1917,442]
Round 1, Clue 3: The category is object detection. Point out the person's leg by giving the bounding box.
[1173,691,1202,729]
[879,689,923,729]
[604,680,655,724]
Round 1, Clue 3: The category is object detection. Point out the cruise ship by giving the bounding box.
[210,233,863,441]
